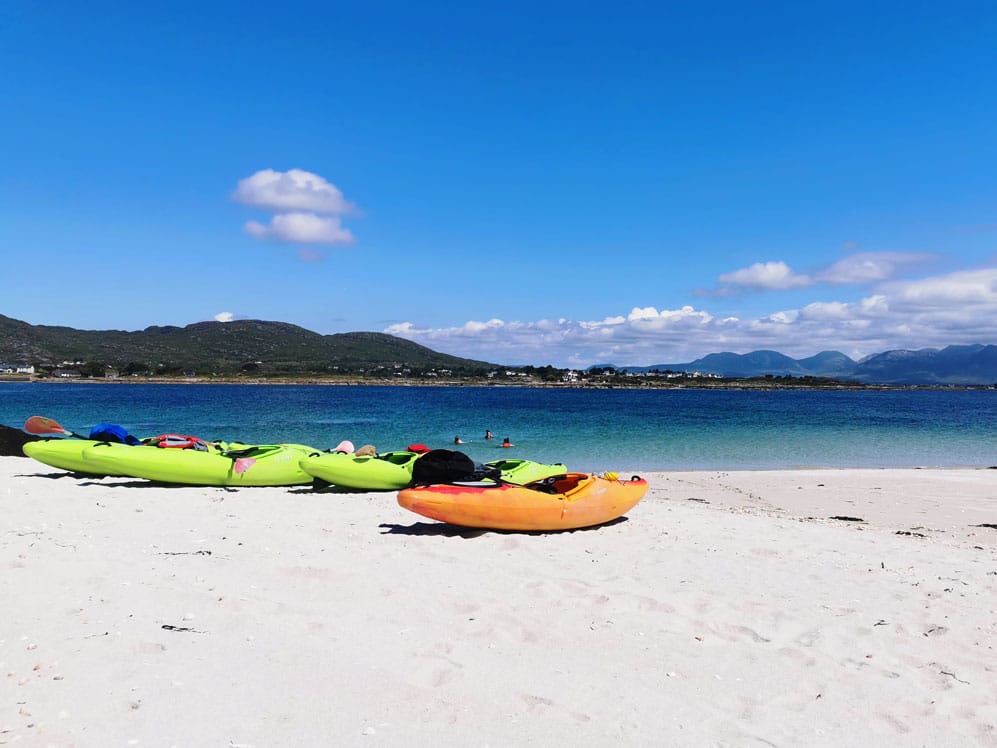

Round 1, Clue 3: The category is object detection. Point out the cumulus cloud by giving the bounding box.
[214,312,236,322]
[234,168,360,248]
[384,266,997,367]
[717,261,812,290]
[233,168,356,215]
[244,213,355,245]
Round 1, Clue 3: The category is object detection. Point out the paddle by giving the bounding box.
[23,415,88,439]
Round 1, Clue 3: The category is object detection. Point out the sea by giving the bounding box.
[2,382,995,472]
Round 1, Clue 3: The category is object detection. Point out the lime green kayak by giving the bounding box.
[299,451,421,491]
[81,441,318,486]
[484,458,568,485]
[23,438,136,475]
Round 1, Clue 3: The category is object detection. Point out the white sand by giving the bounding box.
[2,457,995,746]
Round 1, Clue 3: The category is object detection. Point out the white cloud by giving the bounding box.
[718,261,812,290]
[244,213,355,245]
[799,301,850,320]
[233,168,356,214]
[884,268,997,307]
[234,169,360,248]
[214,312,235,322]
[816,251,934,284]
[384,265,997,367]
[715,252,937,296]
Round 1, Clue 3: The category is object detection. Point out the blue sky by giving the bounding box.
[2,2,996,367]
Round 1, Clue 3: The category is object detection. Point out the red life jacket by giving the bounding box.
[148,434,209,451]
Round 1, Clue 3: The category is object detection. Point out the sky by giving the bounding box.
[2,1,997,368]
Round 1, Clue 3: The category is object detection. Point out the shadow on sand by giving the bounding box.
[378,515,628,537]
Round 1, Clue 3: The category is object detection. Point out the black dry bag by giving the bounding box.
[410,449,477,484]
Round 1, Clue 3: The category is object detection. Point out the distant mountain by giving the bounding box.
[851,344,997,385]
[611,345,997,385]
[796,351,858,378]
[0,314,497,375]
[623,350,856,378]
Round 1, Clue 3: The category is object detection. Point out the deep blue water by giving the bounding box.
[2,382,995,472]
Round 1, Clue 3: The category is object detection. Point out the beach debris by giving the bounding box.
[940,669,970,684]
[158,550,212,556]
[829,516,864,522]
[687,497,709,503]
[973,523,997,529]
[873,620,888,626]
[161,624,204,634]
[896,530,927,537]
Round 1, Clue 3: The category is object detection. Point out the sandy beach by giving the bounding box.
[2,456,995,746]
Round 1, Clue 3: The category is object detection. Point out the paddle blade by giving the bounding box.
[24,416,71,436]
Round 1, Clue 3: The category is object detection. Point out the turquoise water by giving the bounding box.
[2,382,995,472]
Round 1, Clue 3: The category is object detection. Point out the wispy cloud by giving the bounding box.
[815,252,934,284]
[386,266,997,367]
[715,251,937,295]
[234,168,359,250]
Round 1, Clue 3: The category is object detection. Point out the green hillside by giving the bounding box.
[0,315,498,376]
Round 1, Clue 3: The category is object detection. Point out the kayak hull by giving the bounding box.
[23,438,125,475]
[299,451,420,491]
[81,442,317,486]
[397,473,647,531]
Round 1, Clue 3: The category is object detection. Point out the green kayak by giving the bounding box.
[81,441,318,486]
[23,438,136,475]
[483,458,568,485]
[300,451,422,491]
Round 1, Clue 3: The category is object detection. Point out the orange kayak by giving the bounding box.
[397,473,648,531]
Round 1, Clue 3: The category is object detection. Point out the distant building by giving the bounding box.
[0,363,35,374]
[52,368,82,378]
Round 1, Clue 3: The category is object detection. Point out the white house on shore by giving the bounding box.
[0,363,35,374]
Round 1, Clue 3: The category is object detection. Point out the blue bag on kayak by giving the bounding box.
[89,423,141,445]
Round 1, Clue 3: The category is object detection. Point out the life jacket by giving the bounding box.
[89,423,142,445]
[147,433,209,451]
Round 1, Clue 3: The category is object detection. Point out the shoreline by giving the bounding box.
[3,459,995,745]
[4,375,994,391]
